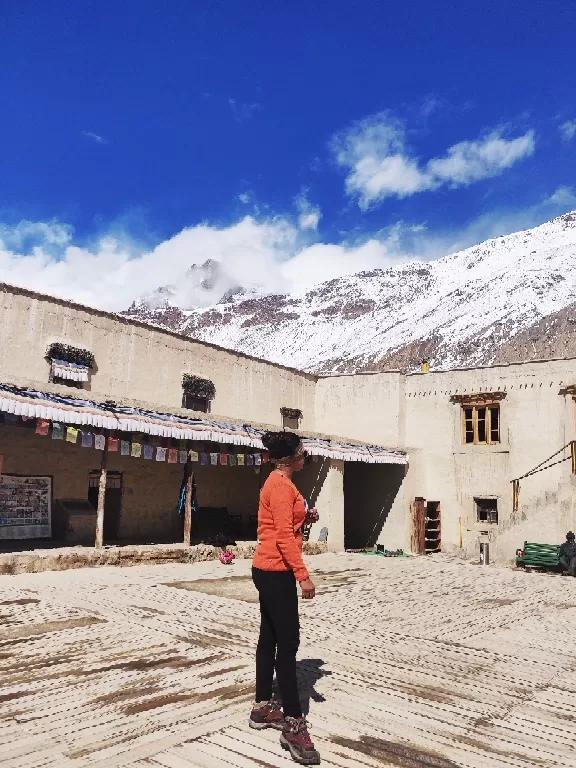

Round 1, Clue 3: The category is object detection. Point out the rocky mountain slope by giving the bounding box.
[124,212,576,373]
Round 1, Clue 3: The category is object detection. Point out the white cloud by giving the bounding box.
[559,120,576,142]
[1,184,573,313]
[228,99,261,123]
[0,214,412,310]
[0,220,72,249]
[82,131,108,144]
[543,186,576,207]
[294,189,321,231]
[333,112,535,208]
[238,192,251,204]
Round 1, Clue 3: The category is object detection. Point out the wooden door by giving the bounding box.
[411,497,426,555]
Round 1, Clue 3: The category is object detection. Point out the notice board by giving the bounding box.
[0,475,52,539]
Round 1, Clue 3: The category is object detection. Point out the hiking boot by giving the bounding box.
[280,716,321,765]
[249,697,285,730]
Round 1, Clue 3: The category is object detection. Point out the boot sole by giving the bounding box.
[280,734,321,765]
[249,719,284,731]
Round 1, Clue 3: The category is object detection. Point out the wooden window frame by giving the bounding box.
[461,403,500,445]
[475,497,499,524]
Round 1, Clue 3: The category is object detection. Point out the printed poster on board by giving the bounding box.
[0,475,52,540]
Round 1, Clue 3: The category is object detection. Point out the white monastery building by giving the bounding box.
[1,283,575,563]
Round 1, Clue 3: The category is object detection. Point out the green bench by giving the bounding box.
[515,542,562,571]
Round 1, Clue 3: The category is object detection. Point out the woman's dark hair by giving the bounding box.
[261,431,301,460]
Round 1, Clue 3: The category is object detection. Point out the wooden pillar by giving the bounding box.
[95,435,108,549]
[183,458,193,547]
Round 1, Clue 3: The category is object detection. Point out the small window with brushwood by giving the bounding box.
[280,407,302,430]
[462,404,500,445]
[182,374,215,414]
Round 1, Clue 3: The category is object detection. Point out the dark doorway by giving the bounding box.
[88,471,123,542]
[425,501,441,554]
[343,463,405,550]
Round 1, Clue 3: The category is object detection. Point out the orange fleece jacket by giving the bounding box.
[252,471,309,582]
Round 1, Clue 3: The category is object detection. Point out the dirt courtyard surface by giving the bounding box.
[1,552,576,768]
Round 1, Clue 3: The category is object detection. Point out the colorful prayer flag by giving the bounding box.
[52,423,64,440]
[66,427,79,444]
[262,452,269,464]
[35,419,50,436]
[188,450,199,462]
[246,454,254,466]
[201,452,208,465]
[179,450,188,464]
[219,453,228,466]
[120,440,130,456]
[168,448,178,464]
[143,444,154,460]
[81,432,93,448]
[156,447,167,462]
[131,442,142,458]
[255,453,262,466]
[107,437,119,452]
[237,454,245,466]
[210,452,218,465]
[94,434,106,450]
[229,453,237,467]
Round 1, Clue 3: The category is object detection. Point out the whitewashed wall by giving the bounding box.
[403,360,576,562]
[0,285,317,432]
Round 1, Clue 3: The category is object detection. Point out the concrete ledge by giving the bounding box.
[0,541,328,575]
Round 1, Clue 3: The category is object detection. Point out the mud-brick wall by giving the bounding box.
[0,285,317,432]
[0,423,262,542]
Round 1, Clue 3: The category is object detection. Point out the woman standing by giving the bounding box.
[249,431,321,766]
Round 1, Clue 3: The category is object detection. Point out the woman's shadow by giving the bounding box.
[296,659,332,715]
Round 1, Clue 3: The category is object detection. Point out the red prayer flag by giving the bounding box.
[262,452,270,464]
[108,437,119,452]
[35,419,50,436]
[219,453,228,466]
[167,448,178,464]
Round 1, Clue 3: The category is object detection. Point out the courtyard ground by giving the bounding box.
[1,552,576,768]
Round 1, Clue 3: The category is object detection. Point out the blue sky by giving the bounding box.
[1,0,575,309]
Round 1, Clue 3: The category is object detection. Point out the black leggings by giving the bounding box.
[252,567,302,718]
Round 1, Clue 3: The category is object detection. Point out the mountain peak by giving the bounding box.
[124,213,576,373]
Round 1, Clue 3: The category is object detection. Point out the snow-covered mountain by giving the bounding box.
[124,212,576,373]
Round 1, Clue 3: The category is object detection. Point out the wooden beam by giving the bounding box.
[95,435,108,549]
[183,458,193,547]
[450,391,507,405]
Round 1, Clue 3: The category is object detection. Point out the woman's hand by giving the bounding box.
[305,507,319,524]
[299,578,316,599]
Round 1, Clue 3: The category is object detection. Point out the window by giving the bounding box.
[462,404,500,444]
[183,393,210,413]
[52,376,85,389]
[280,407,302,430]
[475,498,498,524]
